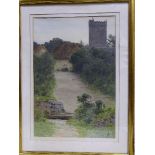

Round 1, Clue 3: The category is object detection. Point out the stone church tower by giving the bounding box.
[89,19,107,48]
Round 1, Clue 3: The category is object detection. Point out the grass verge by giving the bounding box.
[34,120,56,137]
[67,119,115,138]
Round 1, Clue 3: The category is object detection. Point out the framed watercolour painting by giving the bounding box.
[20,0,134,155]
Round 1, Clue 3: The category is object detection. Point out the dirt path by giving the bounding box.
[54,71,114,113]
[48,119,79,137]
[51,60,114,137]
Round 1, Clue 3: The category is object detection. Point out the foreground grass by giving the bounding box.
[34,120,56,137]
[67,119,115,138]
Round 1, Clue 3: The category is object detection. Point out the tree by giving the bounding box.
[70,47,115,97]
[107,34,116,47]
[80,40,84,47]
[44,38,63,53]
[33,42,39,50]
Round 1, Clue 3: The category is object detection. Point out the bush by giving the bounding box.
[75,94,94,123]
[74,94,115,127]
[95,100,105,114]
[93,107,115,127]
[70,48,90,73]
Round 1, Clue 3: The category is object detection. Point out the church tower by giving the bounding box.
[89,19,107,48]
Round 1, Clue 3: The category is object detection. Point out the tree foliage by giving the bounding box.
[107,34,116,48]
[44,38,63,53]
[70,47,115,97]
[33,52,55,101]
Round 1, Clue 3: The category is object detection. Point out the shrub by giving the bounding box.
[93,107,115,127]
[74,94,115,127]
[75,94,95,123]
[75,94,115,127]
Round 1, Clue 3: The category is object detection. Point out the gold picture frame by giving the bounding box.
[19,0,134,155]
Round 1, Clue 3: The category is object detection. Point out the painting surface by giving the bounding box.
[33,16,116,138]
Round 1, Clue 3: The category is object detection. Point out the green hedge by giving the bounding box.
[70,47,115,97]
[33,52,55,101]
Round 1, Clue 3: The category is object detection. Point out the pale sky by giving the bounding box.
[33,16,115,45]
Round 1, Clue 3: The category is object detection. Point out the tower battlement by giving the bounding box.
[89,20,107,25]
[89,20,107,48]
